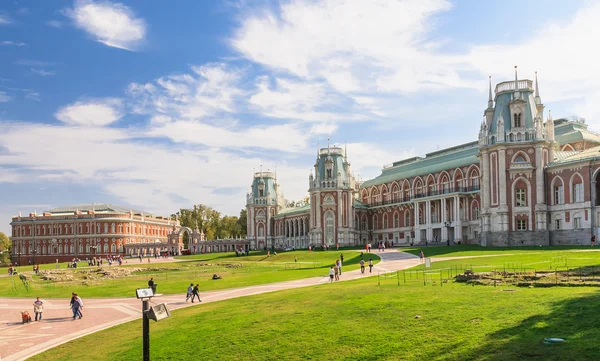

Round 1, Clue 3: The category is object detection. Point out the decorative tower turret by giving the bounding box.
[246,169,284,250]
[478,69,552,246]
[308,140,357,247]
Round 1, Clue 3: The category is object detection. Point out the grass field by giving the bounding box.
[30,271,600,361]
[404,245,600,272]
[0,250,377,298]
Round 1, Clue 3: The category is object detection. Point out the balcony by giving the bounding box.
[495,80,533,94]
[368,186,480,207]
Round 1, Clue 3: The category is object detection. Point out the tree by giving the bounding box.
[176,204,244,240]
[237,209,247,237]
[0,232,11,264]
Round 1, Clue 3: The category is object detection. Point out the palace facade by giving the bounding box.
[247,71,600,248]
[10,204,251,263]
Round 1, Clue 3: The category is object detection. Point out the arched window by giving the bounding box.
[572,175,584,203]
[552,177,564,205]
[514,113,522,127]
[373,215,378,230]
[70,244,75,254]
[58,245,63,254]
[383,213,388,229]
[111,244,116,253]
[104,223,108,233]
[405,212,411,227]
[516,188,527,207]
[103,244,108,253]
[392,184,399,202]
[119,224,123,233]
[325,212,335,245]
[111,223,116,233]
[361,215,367,230]
[119,244,123,253]
[394,213,400,228]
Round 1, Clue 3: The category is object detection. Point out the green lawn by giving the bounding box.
[0,250,377,298]
[30,274,600,361]
[405,246,600,273]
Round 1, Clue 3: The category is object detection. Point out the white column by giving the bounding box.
[441,198,447,241]
[426,200,432,241]
[414,202,420,243]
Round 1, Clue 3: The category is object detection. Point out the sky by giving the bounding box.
[1,0,599,235]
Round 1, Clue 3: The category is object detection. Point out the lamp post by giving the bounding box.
[444,221,452,246]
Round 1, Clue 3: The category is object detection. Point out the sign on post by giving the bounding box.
[147,303,171,322]
[425,257,431,269]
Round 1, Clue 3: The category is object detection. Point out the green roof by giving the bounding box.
[354,199,368,209]
[551,146,600,165]
[554,118,600,145]
[274,203,310,218]
[361,141,479,188]
[47,203,149,215]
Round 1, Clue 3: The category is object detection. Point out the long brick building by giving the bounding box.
[10,204,175,263]
[247,70,600,248]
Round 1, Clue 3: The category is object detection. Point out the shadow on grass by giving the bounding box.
[457,290,600,361]
[402,245,595,258]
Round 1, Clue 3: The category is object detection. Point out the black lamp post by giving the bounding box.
[444,221,452,246]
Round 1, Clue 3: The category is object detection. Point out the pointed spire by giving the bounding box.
[514,65,518,83]
[345,141,348,160]
[487,76,493,108]
[317,142,320,159]
[327,138,330,153]
[535,71,540,97]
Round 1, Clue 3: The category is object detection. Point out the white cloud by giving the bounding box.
[232,0,458,94]
[46,20,63,28]
[25,92,41,101]
[55,98,123,126]
[65,0,146,50]
[128,63,243,120]
[31,68,56,76]
[0,120,311,221]
[465,2,600,126]
[0,15,11,25]
[0,91,12,102]
[146,120,309,153]
[1,41,26,46]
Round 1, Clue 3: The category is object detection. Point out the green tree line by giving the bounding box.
[173,204,247,240]
[0,232,12,264]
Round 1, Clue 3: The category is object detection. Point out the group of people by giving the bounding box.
[27,292,83,322]
[358,256,374,274]
[7,266,18,275]
[185,283,202,303]
[329,256,344,282]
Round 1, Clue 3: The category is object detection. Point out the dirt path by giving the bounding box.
[0,250,419,361]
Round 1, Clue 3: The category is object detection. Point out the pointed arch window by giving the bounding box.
[383,214,388,229]
[514,113,522,127]
[325,212,335,245]
[394,213,400,228]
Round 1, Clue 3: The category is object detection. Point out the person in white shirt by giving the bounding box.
[329,267,334,283]
[186,283,193,302]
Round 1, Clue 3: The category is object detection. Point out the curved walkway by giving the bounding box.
[0,250,420,361]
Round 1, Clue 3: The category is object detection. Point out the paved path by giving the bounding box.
[0,250,420,361]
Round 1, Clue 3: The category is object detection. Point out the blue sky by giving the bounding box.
[1,0,598,235]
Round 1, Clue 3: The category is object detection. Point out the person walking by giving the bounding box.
[33,297,44,321]
[72,295,83,320]
[592,235,596,247]
[329,266,334,283]
[338,259,343,275]
[419,250,425,263]
[340,254,344,263]
[334,262,340,281]
[191,284,201,303]
[368,258,373,273]
[186,283,193,302]
[360,258,365,274]
[148,277,156,294]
